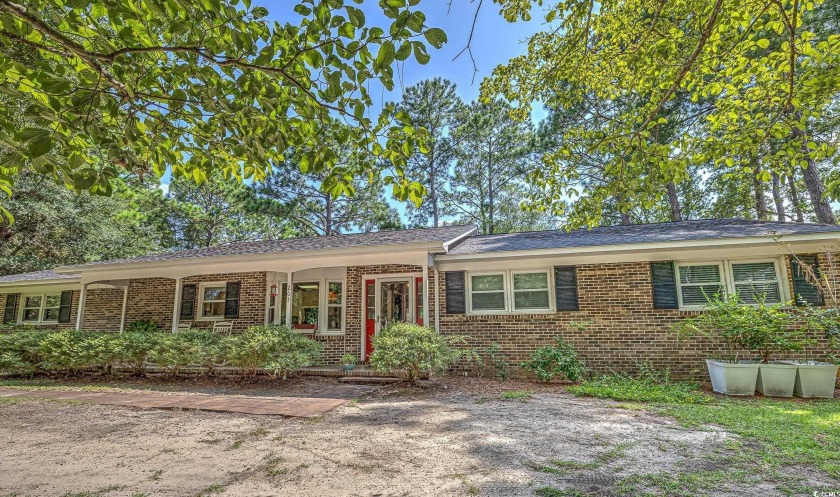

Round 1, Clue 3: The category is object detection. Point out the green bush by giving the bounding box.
[673,293,806,363]
[38,330,119,373]
[521,337,585,382]
[111,329,164,374]
[369,322,464,383]
[0,331,49,375]
[148,330,227,375]
[226,325,321,377]
[125,320,160,333]
[567,375,710,404]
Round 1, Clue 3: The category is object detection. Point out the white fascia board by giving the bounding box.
[0,280,81,293]
[55,242,443,277]
[442,227,478,252]
[434,234,840,271]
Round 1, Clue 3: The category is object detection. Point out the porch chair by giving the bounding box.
[212,321,234,335]
[176,322,192,332]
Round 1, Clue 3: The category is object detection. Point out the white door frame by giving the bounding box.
[360,272,422,360]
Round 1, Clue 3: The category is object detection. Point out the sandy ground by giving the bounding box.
[0,377,834,497]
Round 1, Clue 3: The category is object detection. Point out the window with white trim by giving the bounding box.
[677,263,725,308]
[467,270,554,313]
[20,293,61,323]
[512,271,551,311]
[326,281,344,333]
[199,283,226,319]
[470,273,507,312]
[731,261,782,304]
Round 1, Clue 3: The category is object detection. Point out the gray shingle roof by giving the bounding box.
[0,269,80,284]
[447,219,840,255]
[60,224,477,270]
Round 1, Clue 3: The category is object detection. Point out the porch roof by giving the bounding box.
[0,269,80,288]
[52,224,477,275]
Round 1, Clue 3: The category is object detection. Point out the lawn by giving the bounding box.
[0,375,837,496]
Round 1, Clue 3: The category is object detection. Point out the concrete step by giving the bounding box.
[338,376,402,385]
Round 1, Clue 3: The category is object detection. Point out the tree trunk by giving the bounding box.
[802,159,835,224]
[771,172,786,222]
[428,142,439,227]
[324,196,333,236]
[665,181,683,221]
[789,170,805,222]
[486,140,494,235]
[753,165,769,221]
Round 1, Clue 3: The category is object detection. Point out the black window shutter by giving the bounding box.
[58,290,74,323]
[791,255,824,306]
[651,262,679,309]
[180,284,196,320]
[554,266,580,311]
[224,282,241,319]
[3,294,19,324]
[444,271,466,314]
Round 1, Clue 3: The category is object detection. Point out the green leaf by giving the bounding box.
[28,135,54,159]
[376,40,395,70]
[423,28,447,49]
[756,38,770,49]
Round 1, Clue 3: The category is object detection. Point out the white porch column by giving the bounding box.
[434,267,440,331]
[118,285,129,333]
[171,277,182,333]
[285,272,294,328]
[422,264,430,326]
[75,283,87,331]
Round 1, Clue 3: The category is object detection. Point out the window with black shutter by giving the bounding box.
[3,294,19,324]
[57,290,73,323]
[444,271,466,314]
[791,255,824,306]
[553,266,579,311]
[180,284,196,320]
[224,282,241,319]
[650,262,679,309]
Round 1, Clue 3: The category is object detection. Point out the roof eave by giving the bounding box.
[435,231,840,261]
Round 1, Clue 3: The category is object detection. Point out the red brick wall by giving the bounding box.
[82,288,124,332]
[181,272,267,333]
[124,278,177,330]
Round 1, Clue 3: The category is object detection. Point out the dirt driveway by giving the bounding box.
[0,378,834,496]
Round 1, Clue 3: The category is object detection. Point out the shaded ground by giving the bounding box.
[0,377,836,496]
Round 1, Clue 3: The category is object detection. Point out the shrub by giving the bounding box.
[368,322,464,383]
[521,337,585,383]
[112,329,164,374]
[0,331,49,375]
[340,354,357,365]
[226,325,321,378]
[673,293,805,363]
[126,320,160,333]
[38,330,119,373]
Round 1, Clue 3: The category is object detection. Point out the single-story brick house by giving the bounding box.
[1,218,838,377]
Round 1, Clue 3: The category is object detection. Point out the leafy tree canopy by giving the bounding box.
[484,0,840,226]
[0,0,447,220]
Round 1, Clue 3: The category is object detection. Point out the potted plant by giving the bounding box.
[674,294,762,396]
[341,354,357,372]
[779,306,840,398]
[752,299,802,397]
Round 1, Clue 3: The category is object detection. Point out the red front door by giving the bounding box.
[364,279,375,361]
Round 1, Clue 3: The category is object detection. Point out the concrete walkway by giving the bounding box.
[0,388,347,417]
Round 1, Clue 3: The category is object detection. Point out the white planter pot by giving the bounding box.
[756,362,797,397]
[706,360,759,396]
[779,361,839,398]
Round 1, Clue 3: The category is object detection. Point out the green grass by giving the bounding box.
[567,375,710,404]
[658,398,840,478]
[500,390,533,401]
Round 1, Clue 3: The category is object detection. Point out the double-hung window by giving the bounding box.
[675,259,785,309]
[469,273,507,312]
[199,283,227,319]
[512,271,551,311]
[468,270,553,313]
[730,261,782,304]
[20,293,61,324]
[676,263,725,308]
